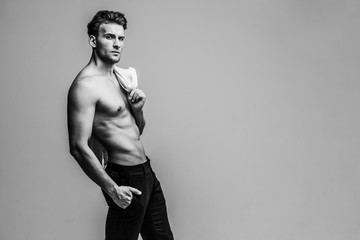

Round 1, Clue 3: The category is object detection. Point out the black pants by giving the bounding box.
[102,157,174,240]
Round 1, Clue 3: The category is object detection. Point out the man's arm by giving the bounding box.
[128,88,146,135]
[132,109,146,135]
[67,80,115,192]
[67,79,140,208]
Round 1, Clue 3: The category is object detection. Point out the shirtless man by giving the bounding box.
[67,10,174,240]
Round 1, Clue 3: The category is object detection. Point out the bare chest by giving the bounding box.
[95,80,130,117]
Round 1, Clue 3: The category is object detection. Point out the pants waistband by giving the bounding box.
[106,156,151,174]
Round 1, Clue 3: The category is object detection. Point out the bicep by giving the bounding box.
[67,83,97,148]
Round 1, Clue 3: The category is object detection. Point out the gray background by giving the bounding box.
[1,0,359,239]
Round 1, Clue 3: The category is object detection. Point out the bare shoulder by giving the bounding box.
[68,68,102,105]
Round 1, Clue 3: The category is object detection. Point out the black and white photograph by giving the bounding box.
[0,1,359,240]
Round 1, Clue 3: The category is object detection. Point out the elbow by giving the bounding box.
[69,142,86,161]
[69,145,81,160]
[139,120,146,135]
[69,146,78,158]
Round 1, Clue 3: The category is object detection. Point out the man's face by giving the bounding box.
[94,23,125,64]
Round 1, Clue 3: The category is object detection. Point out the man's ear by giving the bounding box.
[89,35,96,48]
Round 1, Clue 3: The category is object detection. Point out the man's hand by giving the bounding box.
[128,88,146,111]
[112,185,142,209]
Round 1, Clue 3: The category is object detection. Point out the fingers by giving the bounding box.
[118,187,140,209]
[114,186,142,209]
[124,190,132,198]
[128,89,135,101]
[120,191,132,209]
[129,90,139,102]
[128,187,142,195]
[128,89,146,103]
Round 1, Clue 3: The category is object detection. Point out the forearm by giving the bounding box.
[132,109,146,135]
[70,145,117,197]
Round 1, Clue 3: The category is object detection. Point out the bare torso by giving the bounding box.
[76,65,147,166]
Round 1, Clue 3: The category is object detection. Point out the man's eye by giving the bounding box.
[105,35,113,39]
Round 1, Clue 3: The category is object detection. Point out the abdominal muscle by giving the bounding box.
[92,113,147,166]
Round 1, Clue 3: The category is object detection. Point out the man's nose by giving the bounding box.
[113,39,121,49]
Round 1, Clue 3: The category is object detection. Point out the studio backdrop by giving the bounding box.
[0,0,359,239]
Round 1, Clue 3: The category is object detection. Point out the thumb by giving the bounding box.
[128,187,142,195]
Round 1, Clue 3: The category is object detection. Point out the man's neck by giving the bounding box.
[89,52,117,77]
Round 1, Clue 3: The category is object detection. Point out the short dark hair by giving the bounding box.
[87,10,127,37]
